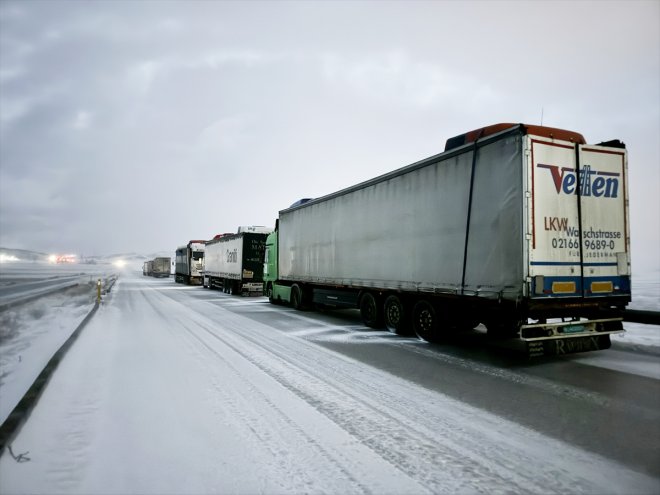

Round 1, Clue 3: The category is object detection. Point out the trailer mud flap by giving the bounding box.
[527,334,611,357]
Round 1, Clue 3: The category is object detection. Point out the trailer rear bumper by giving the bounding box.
[242,282,264,295]
[520,317,624,339]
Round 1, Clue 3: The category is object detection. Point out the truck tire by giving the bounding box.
[384,295,409,335]
[413,300,441,343]
[359,292,384,328]
[291,284,304,310]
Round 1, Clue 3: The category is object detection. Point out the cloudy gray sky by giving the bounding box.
[1,0,658,272]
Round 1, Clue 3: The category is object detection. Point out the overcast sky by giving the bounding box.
[0,0,658,272]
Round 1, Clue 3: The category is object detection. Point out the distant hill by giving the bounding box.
[0,247,172,264]
[0,247,49,262]
[109,251,172,261]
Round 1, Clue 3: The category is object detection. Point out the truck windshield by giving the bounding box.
[192,252,204,260]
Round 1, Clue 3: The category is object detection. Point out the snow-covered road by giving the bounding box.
[1,271,659,494]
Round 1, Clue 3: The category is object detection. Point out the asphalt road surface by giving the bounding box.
[1,272,658,494]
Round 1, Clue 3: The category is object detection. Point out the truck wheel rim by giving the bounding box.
[413,301,436,340]
[385,299,402,332]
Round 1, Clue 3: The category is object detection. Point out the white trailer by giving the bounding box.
[204,230,271,295]
[151,257,171,278]
[265,123,630,356]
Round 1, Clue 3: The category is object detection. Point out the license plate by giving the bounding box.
[563,324,586,334]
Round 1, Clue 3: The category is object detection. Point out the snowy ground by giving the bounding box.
[0,283,97,424]
[1,264,657,428]
[628,268,660,312]
[0,263,658,494]
[611,268,660,353]
[0,263,115,424]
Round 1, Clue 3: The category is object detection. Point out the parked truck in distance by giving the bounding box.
[264,123,631,357]
[175,241,205,285]
[151,257,171,278]
[143,257,171,277]
[204,227,272,295]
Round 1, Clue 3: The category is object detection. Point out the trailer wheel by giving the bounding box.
[384,295,409,335]
[291,284,303,310]
[359,292,384,328]
[413,300,441,343]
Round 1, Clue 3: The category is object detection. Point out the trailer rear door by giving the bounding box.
[528,136,630,299]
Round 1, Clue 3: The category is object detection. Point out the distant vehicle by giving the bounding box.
[203,228,272,295]
[151,257,171,278]
[175,241,205,285]
[264,123,631,357]
[143,261,149,276]
[49,254,76,264]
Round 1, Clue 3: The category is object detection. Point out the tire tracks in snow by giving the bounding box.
[144,288,411,494]
[177,320,369,494]
[256,303,660,421]
[153,287,659,494]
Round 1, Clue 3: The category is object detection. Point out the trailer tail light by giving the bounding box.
[552,281,576,294]
[591,281,613,293]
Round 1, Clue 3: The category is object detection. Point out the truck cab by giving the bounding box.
[264,230,290,303]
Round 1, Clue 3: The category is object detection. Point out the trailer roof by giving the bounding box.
[280,123,590,215]
[444,123,586,151]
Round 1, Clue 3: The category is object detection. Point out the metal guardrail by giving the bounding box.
[623,310,660,325]
[0,275,118,456]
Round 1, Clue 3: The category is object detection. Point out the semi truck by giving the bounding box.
[175,241,205,285]
[203,227,272,295]
[263,123,630,357]
[151,257,171,278]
